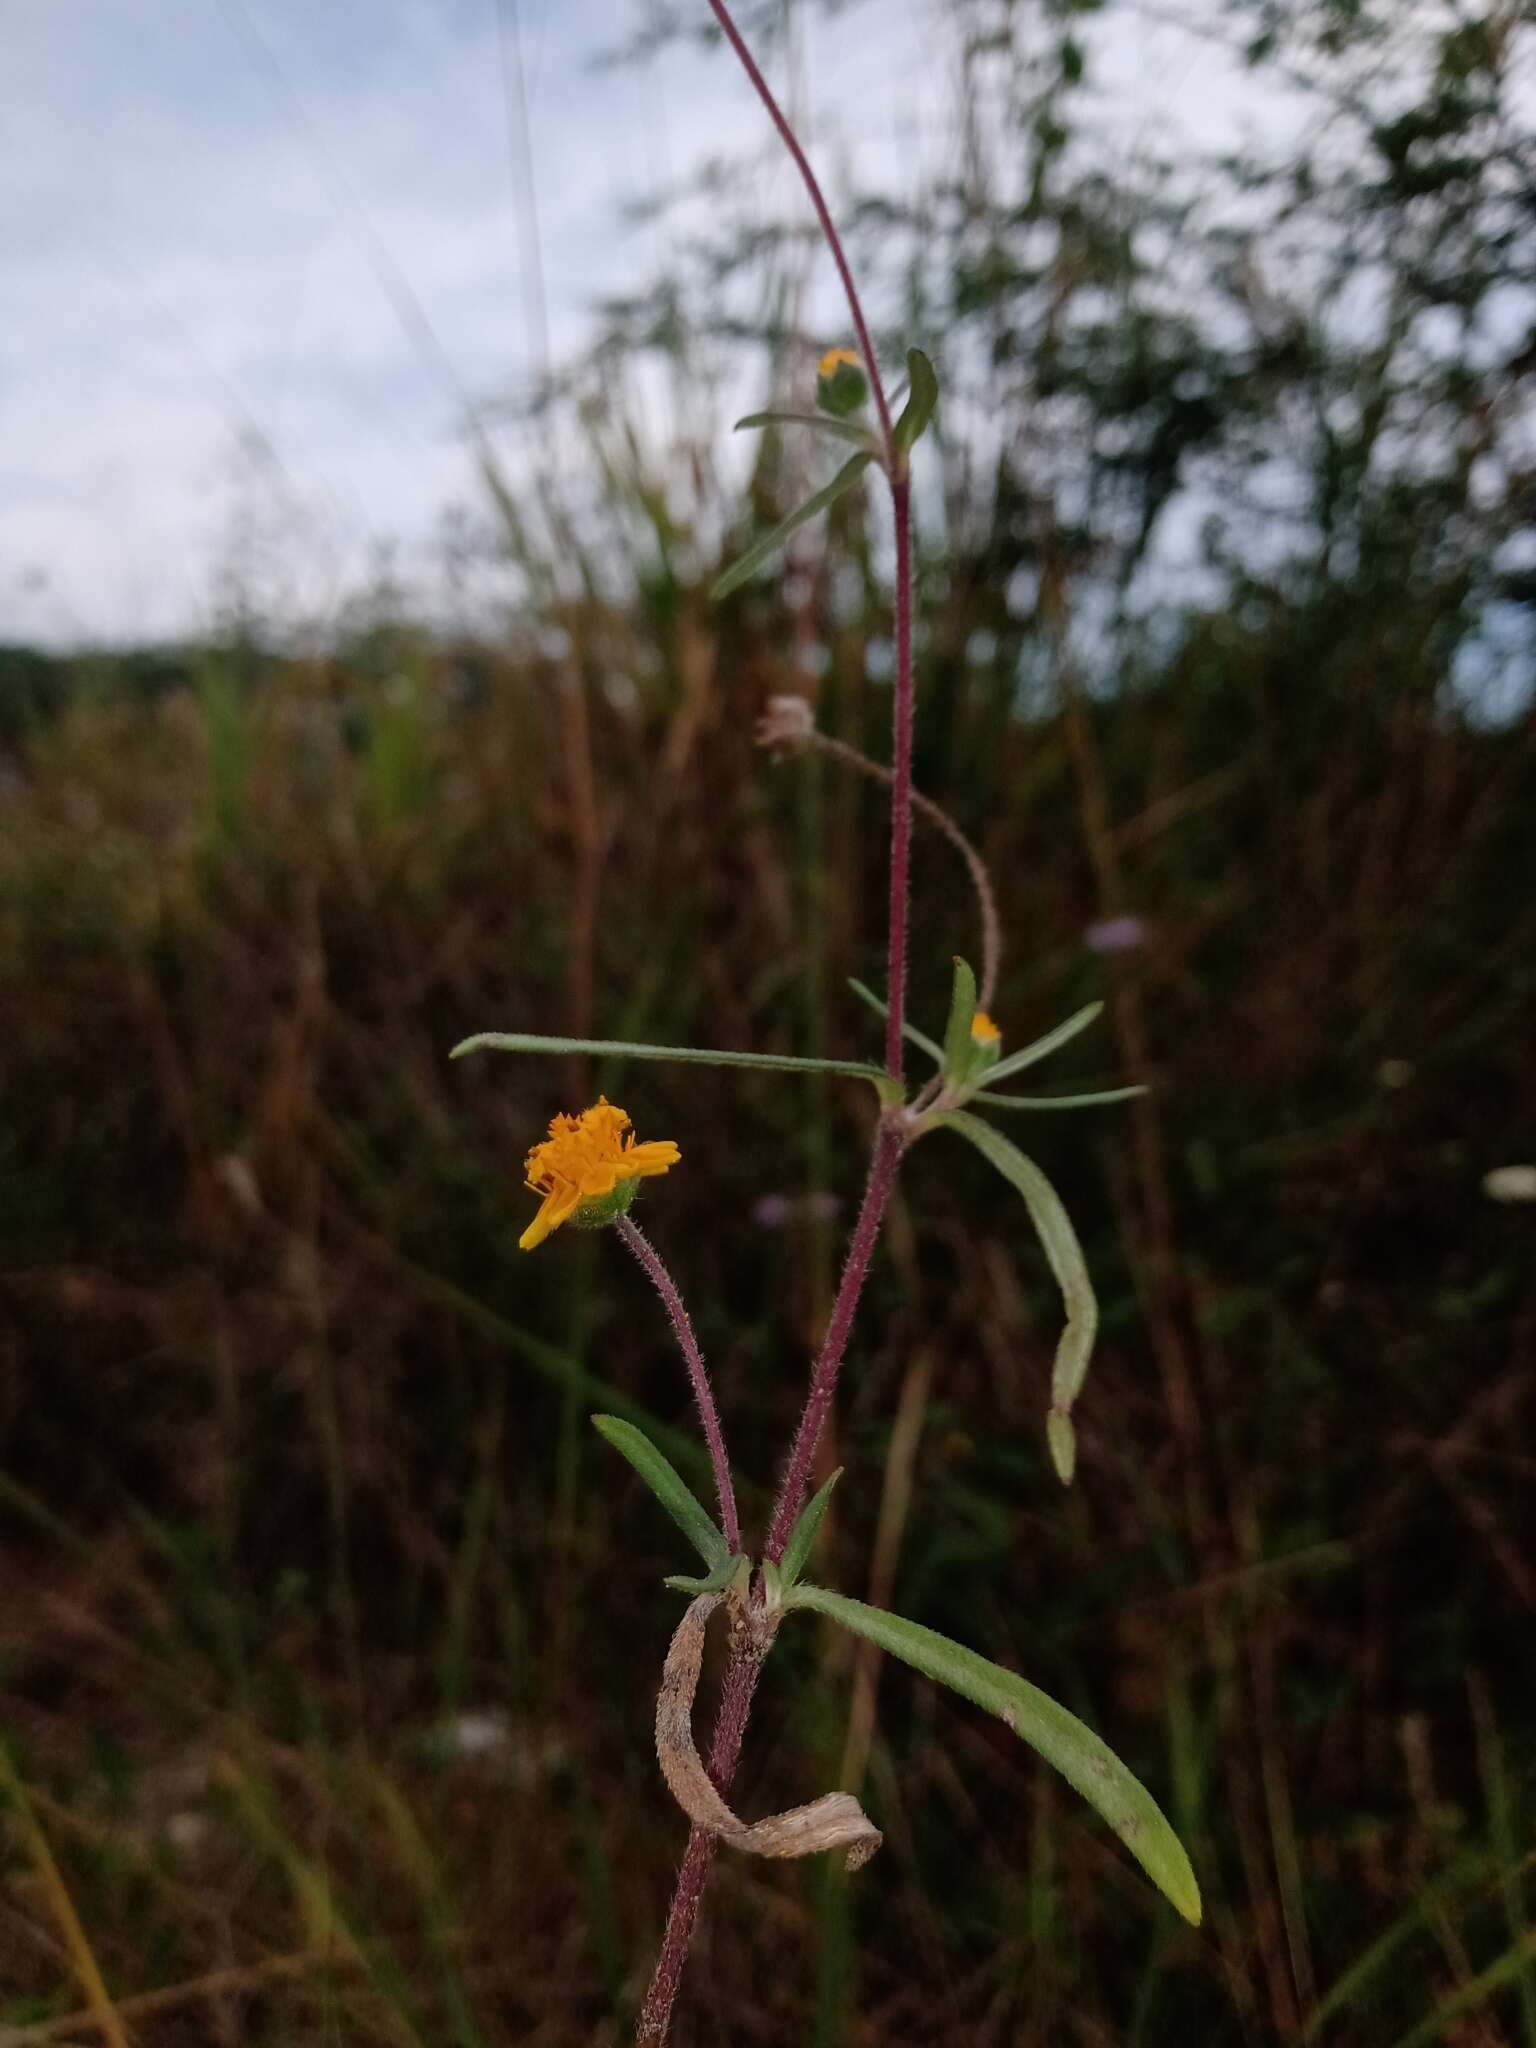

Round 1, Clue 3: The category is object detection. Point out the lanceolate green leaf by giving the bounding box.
[452,1030,889,1088]
[779,1467,842,1589]
[941,956,980,1084]
[734,410,878,451]
[892,347,939,461]
[847,977,944,1063]
[984,1002,1104,1085]
[974,1084,1147,1112]
[711,451,875,600]
[591,1415,729,1573]
[785,1583,1201,1926]
[931,1111,1098,1482]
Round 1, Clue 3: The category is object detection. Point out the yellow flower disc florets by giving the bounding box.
[818,346,861,378]
[520,1098,680,1252]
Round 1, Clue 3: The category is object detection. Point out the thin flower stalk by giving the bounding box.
[617,1213,741,1556]
[704,0,894,452]
[703,0,918,1074]
[798,727,1001,1012]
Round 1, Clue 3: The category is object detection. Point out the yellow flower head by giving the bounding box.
[818,346,861,378]
[970,1010,1001,1045]
[520,1098,680,1252]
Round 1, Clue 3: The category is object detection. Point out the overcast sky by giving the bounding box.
[3,0,1248,647]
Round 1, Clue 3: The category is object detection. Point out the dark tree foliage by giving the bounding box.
[582,0,1535,722]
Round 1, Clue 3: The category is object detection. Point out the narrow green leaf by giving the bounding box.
[983,1002,1104,1084]
[974,1084,1147,1112]
[932,1110,1098,1438]
[735,410,878,451]
[1047,1409,1076,1485]
[665,1552,749,1595]
[941,956,980,1084]
[1470,1673,1536,2048]
[1386,1934,1536,2048]
[784,1583,1201,1926]
[452,1030,888,1086]
[591,1415,729,1572]
[711,451,875,601]
[847,978,944,1063]
[780,1467,843,1589]
[1301,1843,1498,2041]
[892,347,939,461]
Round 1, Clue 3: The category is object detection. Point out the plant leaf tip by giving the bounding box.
[1170,1856,1203,1925]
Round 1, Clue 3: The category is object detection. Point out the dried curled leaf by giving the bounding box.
[655,1596,881,1873]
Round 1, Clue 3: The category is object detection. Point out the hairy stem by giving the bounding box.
[640,6,922,2034]
[884,477,915,1072]
[807,730,1001,1012]
[617,1214,741,1555]
[637,1635,764,2043]
[764,1115,906,1561]
[703,0,893,452]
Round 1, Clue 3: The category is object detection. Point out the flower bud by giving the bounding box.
[817,347,868,418]
[755,693,816,755]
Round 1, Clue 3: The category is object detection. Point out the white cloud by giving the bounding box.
[1,0,1271,645]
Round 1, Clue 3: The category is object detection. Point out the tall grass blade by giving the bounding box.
[1470,1672,1536,2048]
[0,1740,131,2048]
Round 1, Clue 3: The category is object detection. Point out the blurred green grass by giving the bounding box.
[0,513,1532,2046]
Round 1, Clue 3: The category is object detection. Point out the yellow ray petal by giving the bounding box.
[519,1183,582,1251]
[626,1142,681,1177]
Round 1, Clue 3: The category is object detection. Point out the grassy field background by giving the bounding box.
[4,0,1536,2032]
[1,524,1533,2044]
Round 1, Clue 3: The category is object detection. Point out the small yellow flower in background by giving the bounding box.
[970,1010,1001,1045]
[816,346,869,418]
[818,346,861,379]
[520,1098,680,1251]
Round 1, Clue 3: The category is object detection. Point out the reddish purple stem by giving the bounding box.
[885,478,914,1077]
[636,1641,764,2043]
[617,1213,741,1556]
[639,5,922,2036]
[704,0,894,450]
[764,1116,905,1561]
[703,0,914,1079]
